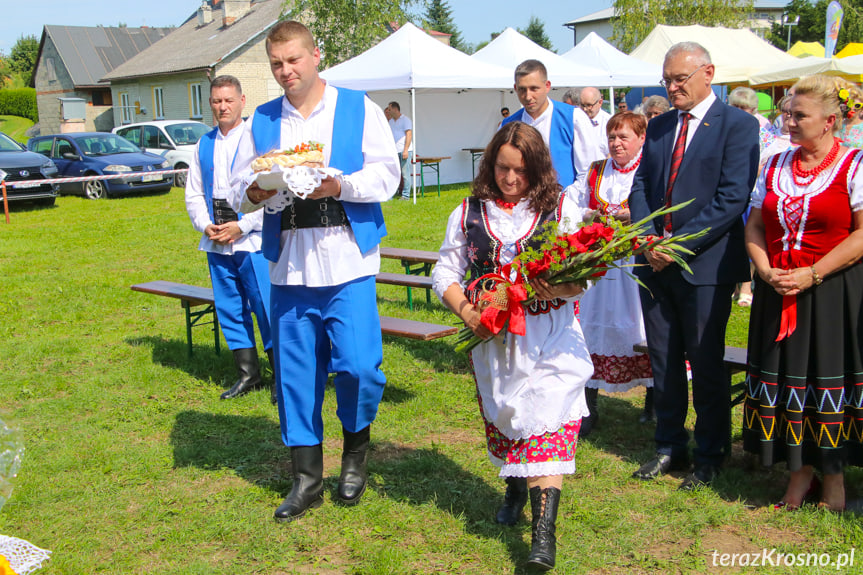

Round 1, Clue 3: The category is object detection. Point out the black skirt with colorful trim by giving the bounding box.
[742,262,863,474]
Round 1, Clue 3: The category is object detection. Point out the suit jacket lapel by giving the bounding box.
[677,99,723,175]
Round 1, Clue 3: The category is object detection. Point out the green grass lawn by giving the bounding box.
[0,115,34,144]
[0,187,860,574]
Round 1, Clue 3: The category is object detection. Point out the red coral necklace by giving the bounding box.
[791,138,840,186]
[495,198,519,209]
[613,155,641,173]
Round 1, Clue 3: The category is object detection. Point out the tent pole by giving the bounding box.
[609,87,614,113]
[411,88,417,205]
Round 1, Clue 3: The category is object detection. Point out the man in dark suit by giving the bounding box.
[628,42,759,490]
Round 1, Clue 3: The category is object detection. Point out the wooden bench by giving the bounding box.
[131,280,456,355]
[379,247,439,310]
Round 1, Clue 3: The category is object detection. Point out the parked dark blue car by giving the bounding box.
[28,132,173,199]
[0,131,59,206]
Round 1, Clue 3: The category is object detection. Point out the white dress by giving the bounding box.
[432,196,593,477]
[566,156,653,392]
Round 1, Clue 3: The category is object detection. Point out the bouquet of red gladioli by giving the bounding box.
[454,201,708,353]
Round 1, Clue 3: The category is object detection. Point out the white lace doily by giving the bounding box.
[0,535,51,574]
[250,166,342,214]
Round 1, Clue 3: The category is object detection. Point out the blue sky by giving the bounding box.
[0,0,612,56]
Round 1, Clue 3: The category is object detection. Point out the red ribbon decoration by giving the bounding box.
[467,264,529,337]
[776,295,797,342]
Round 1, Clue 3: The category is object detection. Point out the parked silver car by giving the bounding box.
[113,120,210,188]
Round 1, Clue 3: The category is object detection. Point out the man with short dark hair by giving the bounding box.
[628,42,759,491]
[233,20,399,522]
[501,59,602,188]
[184,75,274,402]
[384,101,413,200]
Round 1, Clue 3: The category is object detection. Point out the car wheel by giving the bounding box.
[174,164,188,188]
[83,178,107,200]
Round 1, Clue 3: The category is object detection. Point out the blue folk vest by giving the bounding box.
[198,126,244,222]
[501,100,577,187]
[253,88,387,262]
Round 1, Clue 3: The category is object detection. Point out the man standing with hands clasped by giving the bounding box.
[233,20,399,522]
[385,101,413,200]
[184,75,274,402]
[628,42,759,490]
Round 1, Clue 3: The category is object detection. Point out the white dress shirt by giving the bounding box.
[673,90,717,149]
[591,109,611,157]
[516,100,604,185]
[185,121,262,255]
[234,82,399,287]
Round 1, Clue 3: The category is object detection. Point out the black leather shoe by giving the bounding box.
[220,348,263,400]
[527,486,561,571]
[337,426,370,505]
[632,454,689,481]
[679,464,720,491]
[496,477,528,525]
[274,445,324,522]
[580,388,600,438]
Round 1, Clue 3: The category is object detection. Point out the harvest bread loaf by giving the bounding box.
[251,141,324,172]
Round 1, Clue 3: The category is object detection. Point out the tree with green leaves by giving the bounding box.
[423,0,466,52]
[284,0,421,69]
[520,16,554,51]
[766,0,863,53]
[7,35,39,87]
[611,0,754,53]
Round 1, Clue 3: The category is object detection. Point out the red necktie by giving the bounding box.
[664,112,692,233]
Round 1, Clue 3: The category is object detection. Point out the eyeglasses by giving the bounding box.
[580,100,600,109]
[660,64,707,89]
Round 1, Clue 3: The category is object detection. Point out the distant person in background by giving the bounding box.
[579,86,611,157]
[616,99,629,114]
[501,59,603,188]
[838,83,863,149]
[184,75,274,402]
[563,87,581,106]
[643,95,671,121]
[386,101,414,200]
[760,96,795,164]
[772,87,796,134]
[498,106,510,129]
[729,87,770,129]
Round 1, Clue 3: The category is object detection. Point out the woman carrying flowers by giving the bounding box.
[568,112,654,435]
[432,122,592,571]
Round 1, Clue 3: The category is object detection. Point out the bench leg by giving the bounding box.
[183,301,194,358]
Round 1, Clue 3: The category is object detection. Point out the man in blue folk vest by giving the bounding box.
[185,75,274,402]
[495,59,605,528]
[233,20,399,522]
[501,59,603,189]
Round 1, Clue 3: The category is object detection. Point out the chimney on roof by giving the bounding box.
[222,0,251,27]
[198,3,214,26]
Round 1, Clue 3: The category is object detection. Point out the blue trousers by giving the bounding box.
[638,268,734,467]
[207,250,272,351]
[271,275,386,446]
[400,152,413,198]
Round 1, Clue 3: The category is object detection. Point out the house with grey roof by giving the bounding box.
[32,25,172,134]
[101,0,286,129]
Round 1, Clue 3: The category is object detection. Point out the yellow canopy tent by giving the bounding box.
[837,43,863,58]
[788,41,825,58]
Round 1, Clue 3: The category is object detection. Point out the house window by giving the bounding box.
[152,86,165,119]
[120,92,132,124]
[189,83,203,119]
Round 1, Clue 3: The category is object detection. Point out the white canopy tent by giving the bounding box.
[471,27,612,87]
[630,24,797,84]
[321,22,516,196]
[749,55,863,86]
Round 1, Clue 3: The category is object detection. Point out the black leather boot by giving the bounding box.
[274,445,324,522]
[220,348,263,399]
[495,477,528,525]
[527,486,561,571]
[580,387,599,438]
[337,426,370,505]
[639,387,656,424]
[266,347,277,405]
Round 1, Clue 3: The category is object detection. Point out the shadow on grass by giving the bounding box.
[127,334,415,405]
[370,441,531,567]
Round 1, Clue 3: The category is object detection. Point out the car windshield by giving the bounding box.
[0,132,23,152]
[75,134,141,156]
[165,123,209,145]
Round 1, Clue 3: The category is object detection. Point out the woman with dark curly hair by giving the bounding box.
[432,122,592,571]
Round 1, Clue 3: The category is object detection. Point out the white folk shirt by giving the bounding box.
[591,109,611,157]
[516,100,604,186]
[233,83,399,287]
[185,121,262,255]
[388,114,412,153]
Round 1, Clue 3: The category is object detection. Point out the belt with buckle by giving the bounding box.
[212,198,238,224]
[280,197,348,230]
